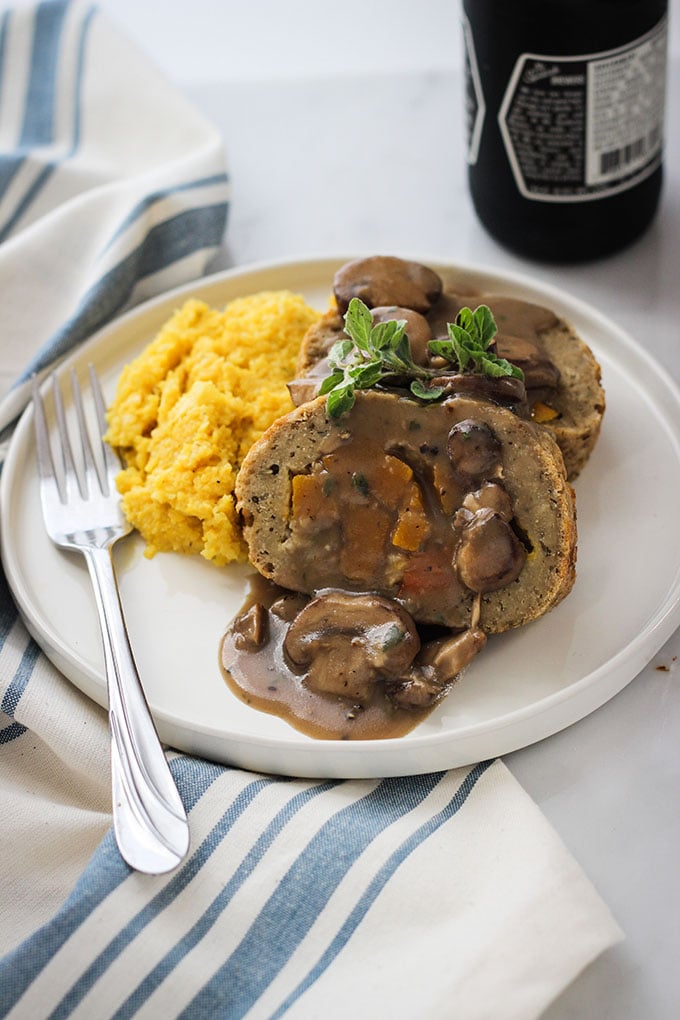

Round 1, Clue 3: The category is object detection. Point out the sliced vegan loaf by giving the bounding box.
[294,261,605,480]
[235,389,576,634]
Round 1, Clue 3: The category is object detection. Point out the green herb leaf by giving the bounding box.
[474,304,497,348]
[318,297,523,419]
[351,472,370,496]
[431,305,524,381]
[482,356,524,379]
[326,383,356,418]
[317,369,345,395]
[410,379,444,401]
[381,623,407,650]
[350,361,384,388]
[328,338,354,363]
[370,318,406,351]
[320,298,426,418]
[344,298,373,350]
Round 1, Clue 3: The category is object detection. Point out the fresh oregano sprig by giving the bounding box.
[319,297,523,418]
[318,298,434,418]
[429,304,525,381]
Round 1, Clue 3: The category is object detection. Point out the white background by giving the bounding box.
[96,1,680,85]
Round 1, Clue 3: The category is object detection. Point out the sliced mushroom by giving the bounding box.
[425,293,473,342]
[430,373,528,410]
[232,602,268,651]
[386,665,439,709]
[446,419,502,479]
[371,306,432,366]
[288,376,323,406]
[283,590,420,702]
[456,508,526,593]
[333,257,443,315]
[495,334,560,390]
[425,627,487,680]
[288,354,336,407]
[462,481,513,521]
[270,592,309,622]
[388,627,486,708]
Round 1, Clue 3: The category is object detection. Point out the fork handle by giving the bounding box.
[83,545,190,874]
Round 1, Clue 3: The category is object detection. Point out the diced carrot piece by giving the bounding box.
[291,472,336,524]
[531,400,560,423]
[392,482,430,551]
[371,455,413,507]
[340,503,391,583]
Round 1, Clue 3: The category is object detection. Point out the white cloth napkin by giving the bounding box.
[0,646,623,1020]
[0,2,622,1018]
[0,0,229,436]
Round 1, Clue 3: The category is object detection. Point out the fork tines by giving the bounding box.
[32,367,115,504]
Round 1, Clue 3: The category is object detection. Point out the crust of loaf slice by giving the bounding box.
[533,318,605,479]
[236,390,576,634]
[296,307,345,374]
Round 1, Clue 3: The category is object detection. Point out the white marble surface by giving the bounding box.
[98,3,680,1017]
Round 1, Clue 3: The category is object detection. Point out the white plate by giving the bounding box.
[3,256,680,778]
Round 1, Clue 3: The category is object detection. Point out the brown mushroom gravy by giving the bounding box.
[222,258,568,741]
[221,575,485,741]
[223,389,534,740]
[243,392,528,628]
[429,294,561,402]
[289,256,563,420]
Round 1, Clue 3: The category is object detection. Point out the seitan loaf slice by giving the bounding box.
[295,291,605,481]
[236,390,576,634]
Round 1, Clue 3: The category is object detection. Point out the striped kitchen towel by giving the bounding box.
[0,0,229,438]
[0,629,623,1019]
[0,1,623,1017]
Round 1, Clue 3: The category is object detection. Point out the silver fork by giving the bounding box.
[32,367,190,875]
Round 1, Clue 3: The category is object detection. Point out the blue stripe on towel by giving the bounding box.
[15,200,229,384]
[102,172,231,251]
[0,1,69,201]
[0,570,25,741]
[0,569,20,647]
[44,773,295,1019]
[0,756,226,1011]
[0,639,39,717]
[21,0,70,145]
[0,561,39,723]
[0,829,139,1011]
[0,719,27,743]
[178,772,447,1019]
[111,780,341,1019]
[270,760,494,1018]
[0,2,95,241]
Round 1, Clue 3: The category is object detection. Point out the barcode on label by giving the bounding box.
[599,126,661,176]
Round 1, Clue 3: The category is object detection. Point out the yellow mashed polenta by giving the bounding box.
[106,290,322,565]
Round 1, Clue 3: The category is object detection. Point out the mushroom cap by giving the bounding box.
[370,305,432,366]
[447,419,502,479]
[283,590,421,701]
[333,256,443,315]
[431,373,528,411]
[456,508,526,594]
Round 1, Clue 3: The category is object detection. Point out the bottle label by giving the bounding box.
[463,14,486,165]
[497,18,667,203]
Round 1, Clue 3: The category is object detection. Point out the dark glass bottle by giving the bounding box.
[462,0,668,261]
